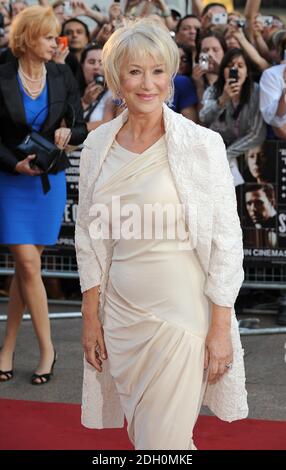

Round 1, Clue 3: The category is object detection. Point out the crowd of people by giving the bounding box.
[0,1,285,181]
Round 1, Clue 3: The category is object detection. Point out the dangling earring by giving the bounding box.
[113,91,124,107]
[165,86,173,106]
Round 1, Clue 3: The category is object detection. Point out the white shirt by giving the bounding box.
[87,90,112,123]
[259,64,286,128]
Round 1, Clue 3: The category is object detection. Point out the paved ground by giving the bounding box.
[0,300,286,421]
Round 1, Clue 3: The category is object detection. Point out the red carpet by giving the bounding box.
[0,399,285,450]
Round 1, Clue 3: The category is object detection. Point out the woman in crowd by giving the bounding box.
[75,18,247,450]
[200,48,266,185]
[78,42,112,131]
[0,6,87,384]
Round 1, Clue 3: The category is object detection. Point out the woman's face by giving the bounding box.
[83,49,104,85]
[201,37,224,72]
[178,47,191,75]
[119,54,170,115]
[31,31,58,62]
[246,147,266,180]
[53,4,65,25]
[224,30,240,50]
[224,54,248,86]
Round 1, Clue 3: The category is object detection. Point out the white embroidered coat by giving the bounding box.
[75,104,248,429]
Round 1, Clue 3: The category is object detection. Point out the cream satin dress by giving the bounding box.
[92,135,210,450]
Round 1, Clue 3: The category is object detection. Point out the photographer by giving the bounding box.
[200,2,228,33]
[79,42,112,131]
[192,30,226,108]
[224,23,270,72]
[199,48,266,185]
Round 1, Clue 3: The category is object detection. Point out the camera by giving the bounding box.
[236,19,245,28]
[229,67,238,82]
[64,1,73,16]
[257,15,273,28]
[211,12,228,26]
[199,53,209,71]
[94,74,105,86]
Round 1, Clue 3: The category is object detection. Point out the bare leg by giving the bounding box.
[0,272,25,380]
[10,244,55,382]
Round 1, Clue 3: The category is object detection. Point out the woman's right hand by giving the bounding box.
[220,78,241,106]
[192,63,206,84]
[82,312,108,373]
[82,83,104,108]
[15,154,43,176]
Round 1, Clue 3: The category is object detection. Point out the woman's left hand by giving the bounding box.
[54,127,72,150]
[204,324,233,384]
[53,44,70,64]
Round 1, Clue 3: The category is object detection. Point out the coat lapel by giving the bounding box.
[40,63,66,133]
[0,61,27,127]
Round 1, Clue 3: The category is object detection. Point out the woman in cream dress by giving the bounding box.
[76,19,247,450]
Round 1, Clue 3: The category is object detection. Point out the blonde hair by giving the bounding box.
[102,18,179,103]
[9,5,61,57]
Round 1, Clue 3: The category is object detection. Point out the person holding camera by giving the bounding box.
[200,48,266,185]
[0,6,87,384]
[192,30,226,109]
[200,2,228,33]
[78,42,112,131]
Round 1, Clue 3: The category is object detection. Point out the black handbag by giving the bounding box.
[16,101,75,193]
[17,131,61,173]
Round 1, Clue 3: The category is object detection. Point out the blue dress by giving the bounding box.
[0,78,66,245]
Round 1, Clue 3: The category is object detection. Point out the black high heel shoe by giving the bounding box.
[0,368,14,381]
[0,349,14,382]
[31,350,57,385]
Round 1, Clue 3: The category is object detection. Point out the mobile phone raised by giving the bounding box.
[229,67,238,82]
[57,36,68,48]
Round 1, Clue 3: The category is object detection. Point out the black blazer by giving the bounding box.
[0,59,88,173]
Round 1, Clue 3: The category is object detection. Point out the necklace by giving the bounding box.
[18,63,45,82]
[18,65,47,99]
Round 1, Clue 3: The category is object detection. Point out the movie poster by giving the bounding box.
[237,140,286,264]
[45,148,81,257]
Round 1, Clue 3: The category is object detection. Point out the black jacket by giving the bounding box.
[0,59,87,173]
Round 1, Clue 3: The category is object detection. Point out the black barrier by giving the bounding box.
[0,148,81,278]
[1,142,286,278]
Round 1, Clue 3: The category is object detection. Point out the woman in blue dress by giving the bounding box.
[0,6,87,384]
